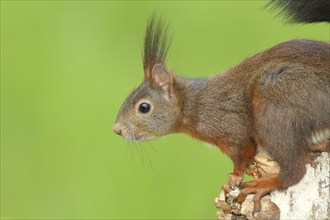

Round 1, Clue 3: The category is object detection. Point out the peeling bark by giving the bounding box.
[215,150,330,219]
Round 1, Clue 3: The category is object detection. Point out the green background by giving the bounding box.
[1,1,329,219]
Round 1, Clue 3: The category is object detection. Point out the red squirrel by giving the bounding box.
[113,0,330,214]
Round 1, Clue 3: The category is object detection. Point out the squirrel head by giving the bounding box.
[113,64,181,141]
[113,16,181,141]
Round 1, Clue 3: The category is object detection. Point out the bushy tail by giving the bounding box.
[268,0,330,23]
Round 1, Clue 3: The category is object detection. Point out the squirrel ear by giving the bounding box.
[150,64,173,100]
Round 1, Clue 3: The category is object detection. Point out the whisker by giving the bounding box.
[143,145,155,174]
[146,142,159,154]
[135,140,145,166]
[128,142,135,162]
[129,127,144,165]
[124,125,158,175]
[127,127,138,162]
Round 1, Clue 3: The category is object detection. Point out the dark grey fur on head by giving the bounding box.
[267,0,330,23]
[143,15,171,71]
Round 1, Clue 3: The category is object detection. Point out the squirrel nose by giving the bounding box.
[113,123,122,136]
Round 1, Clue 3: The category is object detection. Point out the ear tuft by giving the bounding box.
[143,15,171,75]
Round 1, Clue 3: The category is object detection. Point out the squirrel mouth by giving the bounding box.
[113,122,156,142]
[127,133,156,142]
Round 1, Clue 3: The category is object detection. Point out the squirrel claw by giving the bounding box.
[252,199,262,217]
[252,206,261,218]
[230,184,239,191]
[252,208,256,218]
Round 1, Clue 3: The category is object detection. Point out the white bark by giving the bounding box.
[215,151,330,219]
[271,152,330,219]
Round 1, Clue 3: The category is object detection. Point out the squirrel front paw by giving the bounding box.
[222,173,243,194]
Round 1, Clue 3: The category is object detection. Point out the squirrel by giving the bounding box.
[113,0,330,214]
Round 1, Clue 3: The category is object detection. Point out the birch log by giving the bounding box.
[215,149,330,219]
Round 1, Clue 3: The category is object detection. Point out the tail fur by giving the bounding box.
[268,0,330,23]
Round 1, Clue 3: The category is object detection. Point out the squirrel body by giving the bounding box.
[114,0,330,214]
[173,39,330,195]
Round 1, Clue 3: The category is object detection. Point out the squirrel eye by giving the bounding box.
[139,102,150,113]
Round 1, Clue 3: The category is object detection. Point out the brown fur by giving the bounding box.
[172,39,330,195]
[113,15,330,213]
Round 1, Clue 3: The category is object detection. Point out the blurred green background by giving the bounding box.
[1,0,329,219]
